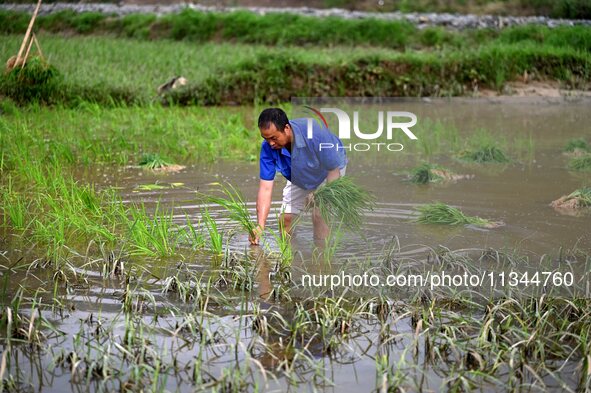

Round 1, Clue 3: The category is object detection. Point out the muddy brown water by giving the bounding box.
[1,97,591,392]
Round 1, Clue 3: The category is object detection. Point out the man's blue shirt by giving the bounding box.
[259,118,347,190]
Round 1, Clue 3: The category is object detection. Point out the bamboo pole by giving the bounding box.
[21,33,36,69]
[32,34,45,61]
[15,0,42,66]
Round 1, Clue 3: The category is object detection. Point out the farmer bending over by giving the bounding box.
[249,108,347,245]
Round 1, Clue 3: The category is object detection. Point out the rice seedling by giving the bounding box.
[127,203,180,257]
[204,182,257,239]
[568,155,591,171]
[564,137,589,153]
[415,203,495,227]
[457,144,510,163]
[138,153,172,169]
[408,163,446,184]
[1,191,29,230]
[310,177,376,232]
[202,208,223,255]
[268,227,293,267]
[180,215,205,250]
[551,187,591,209]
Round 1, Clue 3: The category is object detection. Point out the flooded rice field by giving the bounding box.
[1,98,591,392]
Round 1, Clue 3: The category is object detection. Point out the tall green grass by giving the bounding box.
[0,106,259,167]
[2,9,590,49]
[1,30,589,106]
[171,43,591,105]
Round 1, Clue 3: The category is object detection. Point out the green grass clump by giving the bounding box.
[205,183,257,239]
[0,57,62,105]
[458,144,510,163]
[139,153,172,169]
[312,176,376,232]
[409,163,445,184]
[564,138,589,153]
[415,202,493,227]
[566,188,591,206]
[568,155,591,171]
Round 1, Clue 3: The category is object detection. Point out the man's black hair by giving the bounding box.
[258,108,289,132]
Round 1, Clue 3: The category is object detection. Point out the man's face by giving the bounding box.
[260,123,291,150]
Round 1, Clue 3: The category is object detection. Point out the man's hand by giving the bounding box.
[253,179,273,245]
[249,225,263,246]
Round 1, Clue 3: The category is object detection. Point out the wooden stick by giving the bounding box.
[21,33,35,68]
[32,33,45,61]
[15,0,42,65]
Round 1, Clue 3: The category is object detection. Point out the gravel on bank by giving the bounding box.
[1,2,590,30]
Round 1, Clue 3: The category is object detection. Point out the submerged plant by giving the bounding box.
[568,155,591,171]
[204,182,256,239]
[457,144,509,163]
[311,176,376,232]
[415,202,494,227]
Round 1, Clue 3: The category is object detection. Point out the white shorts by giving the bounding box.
[281,166,347,215]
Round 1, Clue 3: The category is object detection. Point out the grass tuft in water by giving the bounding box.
[409,163,446,184]
[312,176,376,232]
[457,144,510,163]
[138,153,172,169]
[415,202,493,227]
[568,155,591,171]
[204,183,256,239]
[564,138,589,153]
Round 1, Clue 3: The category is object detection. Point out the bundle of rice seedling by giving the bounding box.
[139,153,172,169]
[568,155,591,171]
[205,183,257,238]
[415,202,493,227]
[1,57,62,104]
[564,138,589,153]
[457,144,509,163]
[409,163,445,184]
[311,176,376,232]
[551,187,591,209]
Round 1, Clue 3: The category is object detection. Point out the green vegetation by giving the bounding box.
[415,202,495,227]
[170,43,590,105]
[2,9,591,50]
[568,155,591,171]
[458,144,510,163]
[138,153,172,169]
[312,176,376,232]
[564,137,590,153]
[204,182,257,239]
[0,106,259,166]
[409,163,446,184]
[0,57,62,105]
[552,187,591,208]
[0,22,589,106]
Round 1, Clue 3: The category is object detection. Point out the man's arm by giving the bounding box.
[250,179,274,245]
[326,167,341,183]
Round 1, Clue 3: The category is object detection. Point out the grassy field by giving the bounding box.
[1,29,589,105]
[0,34,422,104]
